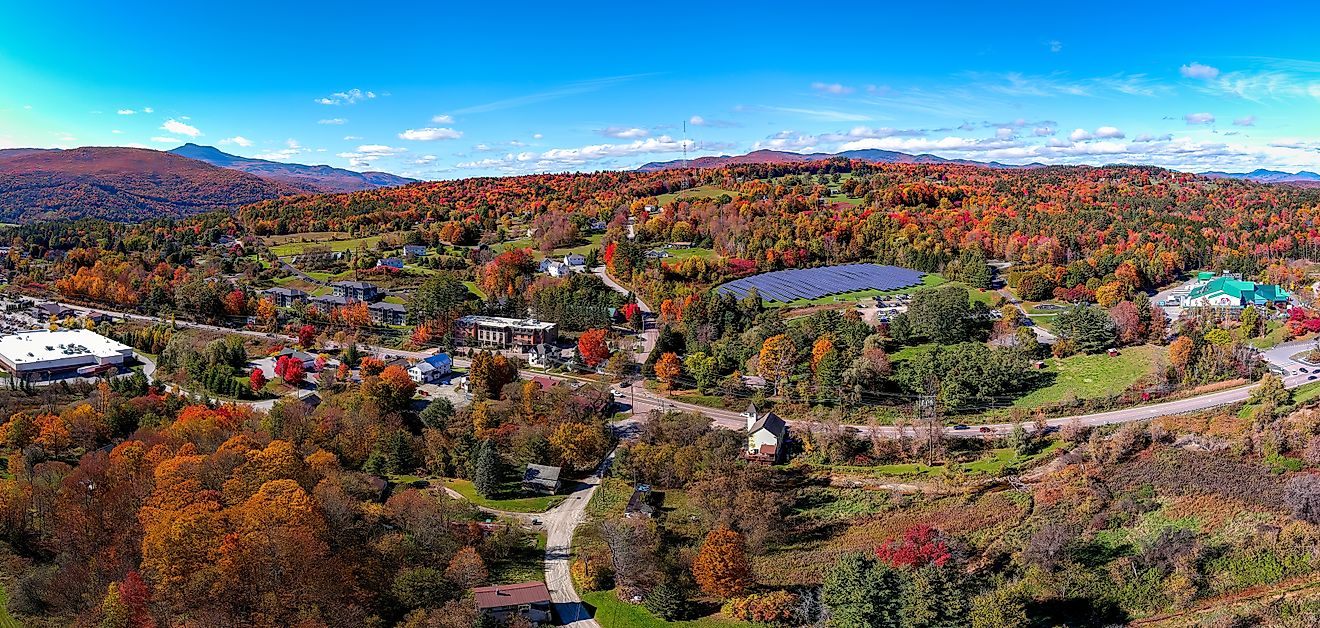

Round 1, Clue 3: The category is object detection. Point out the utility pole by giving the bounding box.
[918,375,941,466]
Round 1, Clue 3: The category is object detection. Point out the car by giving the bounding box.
[1042,425,1060,434]
[610,389,624,398]
[1310,375,1317,381]
[1302,367,1310,373]
[953,424,970,430]
[978,426,993,434]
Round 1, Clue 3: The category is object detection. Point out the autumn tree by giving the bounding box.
[655,352,683,389]
[249,368,268,393]
[363,365,418,412]
[578,328,611,368]
[758,334,795,394]
[445,547,488,590]
[550,422,609,470]
[297,324,316,348]
[693,527,752,599]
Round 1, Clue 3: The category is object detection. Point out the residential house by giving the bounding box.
[588,219,607,231]
[261,287,308,308]
[453,315,558,349]
[522,464,561,495]
[743,404,787,464]
[274,348,318,371]
[625,484,658,519]
[330,281,381,302]
[473,582,552,626]
[376,257,404,271]
[527,343,558,368]
[368,301,407,325]
[408,353,453,384]
[645,249,669,259]
[564,253,587,270]
[539,258,570,277]
[403,244,429,257]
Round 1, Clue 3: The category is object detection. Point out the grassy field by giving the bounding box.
[494,233,603,259]
[1010,344,1165,409]
[813,441,1066,478]
[265,232,396,257]
[445,479,565,513]
[1249,320,1297,350]
[661,246,715,260]
[489,530,547,584]
[582,591,753,628]
[463,281,487,299]
[655,185,740,206]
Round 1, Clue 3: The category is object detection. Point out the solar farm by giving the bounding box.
[716,264,926,303]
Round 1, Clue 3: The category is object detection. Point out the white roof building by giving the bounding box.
[0,328,134,375]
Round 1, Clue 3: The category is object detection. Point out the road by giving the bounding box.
[542,450,614,628]
[997,287,1058,344]
[592,266,657,360]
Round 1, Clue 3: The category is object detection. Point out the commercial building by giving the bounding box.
[453,315,558,349]
[1182,273,1291,310]
[0,328,134,377]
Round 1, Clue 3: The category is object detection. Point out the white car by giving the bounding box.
[610,389,625,398]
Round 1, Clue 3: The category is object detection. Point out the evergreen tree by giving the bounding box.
[645,581,691,621]
[473,440,502,498]
[821,553,902,628]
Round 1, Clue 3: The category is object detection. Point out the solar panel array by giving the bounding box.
[716,264,926,303]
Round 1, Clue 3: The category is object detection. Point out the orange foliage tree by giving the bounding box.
[692,527,752,599]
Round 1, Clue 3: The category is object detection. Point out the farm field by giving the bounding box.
[263,231,400,257]
[654,185,740,206]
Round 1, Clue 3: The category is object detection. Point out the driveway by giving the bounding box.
[542,451,615,628]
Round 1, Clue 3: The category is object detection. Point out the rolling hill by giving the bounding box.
[636,148,1042,172]
[1201,168,1320,185]
[169,143,416,193]
[0,147,306,222]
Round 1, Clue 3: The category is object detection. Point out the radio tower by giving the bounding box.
[681,120,691,189]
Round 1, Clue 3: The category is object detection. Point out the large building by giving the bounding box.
[0,329,135,377]
[330,281,381,302]
[261,287,308,308]
[453,315,558,349]
[1183,274,1291,310]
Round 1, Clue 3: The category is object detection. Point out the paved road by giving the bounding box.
[998,287,1058,344]
[542,451,614,628]
[592,266,657,360]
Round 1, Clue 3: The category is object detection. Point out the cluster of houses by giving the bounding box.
[538,253,588,277]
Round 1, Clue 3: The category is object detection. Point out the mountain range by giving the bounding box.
[637,148,1043,172]
[169,143,416,193]
[1199,168,1320,184]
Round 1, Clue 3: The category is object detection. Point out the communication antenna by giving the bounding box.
[680,120,692,189]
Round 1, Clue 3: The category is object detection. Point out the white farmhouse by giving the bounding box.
[743,403,787,463]
[408,353,453,384]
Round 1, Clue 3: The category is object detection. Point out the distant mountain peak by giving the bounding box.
[168,144,416,193]
[636,148,1042,172]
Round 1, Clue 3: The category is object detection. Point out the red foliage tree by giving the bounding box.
[875,525,952,568]
[578,328,611,367]
[297,324,316,348]
[249,368,268,393]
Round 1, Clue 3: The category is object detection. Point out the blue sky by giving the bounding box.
[5,1,1320,178]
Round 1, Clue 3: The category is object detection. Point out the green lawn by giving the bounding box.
[1249,320,1296,350]
[1010,344,1164,409]
[493,233,603,260]
[582,591,753,628]
[445,479,565,513]
[815,441,1066,478]
[265,232,394,257]
[489,530,548,584]
[463,281,487,299]
[662,246,715,260]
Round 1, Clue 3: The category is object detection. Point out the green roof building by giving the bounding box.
[1184,276,1290,309]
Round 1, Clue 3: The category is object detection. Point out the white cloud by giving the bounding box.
[759,106,871,122]
[1184,112,1215,125]
[689,115,705,126]
[160,119,201,138]
[533,133,544,139]
[150,136,181,144]
[337,144,406,167]
[1069,128,1092,141]
[1234,115,1257,126]
[1133,133,1173,143]
[689,114,737,128]
[1180,62,1220,80]
[111,129,123,134]
[399,127,463,141]
[1048,40,1063,53]
[143,107,153,114]
[454,135,735,173]
[995,127,1015,140]
[598,127,649,139]
[254,138,310,161]
[811,82,855,95]
[474,144,492,151]
[1094,126,1125,138]
[219,136,253,147]
[431,114,454,124]
[971,72,1166,98]
[116,109,137,115]
[315,89,376,105]
[318,118,346,125]
[1034,126,1056,136]
[343,135,363,140]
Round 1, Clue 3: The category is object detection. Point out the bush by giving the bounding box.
[571,557,612,592]
[721,590,798,624]
[1284,474,1320,523]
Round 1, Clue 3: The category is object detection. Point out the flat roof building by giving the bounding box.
[0,329,134,376]
[453,315,558,349]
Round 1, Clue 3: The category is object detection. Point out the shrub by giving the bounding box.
[721,590,798,624]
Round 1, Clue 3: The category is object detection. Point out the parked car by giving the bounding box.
[978,426,993,434]
[953,424,969,430]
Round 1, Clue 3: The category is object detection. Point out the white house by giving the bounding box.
[408,353,453,384]
[539,258,570,277]
[743,404,787,463]
[564,253,587,269]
